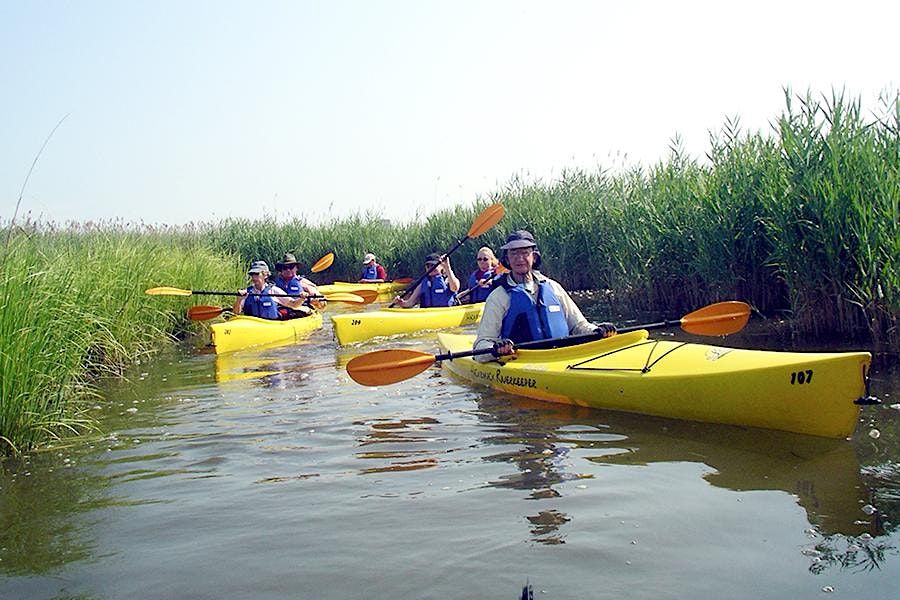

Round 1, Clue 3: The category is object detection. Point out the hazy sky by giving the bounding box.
[1,1,896,226]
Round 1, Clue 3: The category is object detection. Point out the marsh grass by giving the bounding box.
[0,222,240,454]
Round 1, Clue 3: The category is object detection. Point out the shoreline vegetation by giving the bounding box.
[2,90,897,455]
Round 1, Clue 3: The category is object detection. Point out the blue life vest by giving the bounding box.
[500,279,569,343]
[360,264,378,280]
[420,275,454,308]
[242,284,280,320]
[274,275,302,297]
[466,270,494,303]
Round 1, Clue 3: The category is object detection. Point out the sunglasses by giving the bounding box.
[476,257,490,261]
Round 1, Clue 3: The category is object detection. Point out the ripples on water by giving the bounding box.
[1,302,898,599]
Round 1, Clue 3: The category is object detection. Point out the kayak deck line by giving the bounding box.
[568,340,693,374]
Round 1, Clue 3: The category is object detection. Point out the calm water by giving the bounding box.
[1,300,898,599]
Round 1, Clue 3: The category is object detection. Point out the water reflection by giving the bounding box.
[214,339,326,388]
[0,368,190,576]
[0,453,101,574]
[469,388,897,555]
[353,417,442,475]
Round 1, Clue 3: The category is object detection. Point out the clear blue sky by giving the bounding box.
[1,0,896,226]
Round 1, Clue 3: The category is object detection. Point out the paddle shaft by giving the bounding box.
[454,270,505,303]
[192,289,324,299]
[430,321,681,362]
[388,203,505,308]
[388,237,469,308]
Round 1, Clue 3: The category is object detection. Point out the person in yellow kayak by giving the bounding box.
[359,252,388,283]
[473,230,616,361]
[392,252,460,308]
[274,253,325,316]
[274,252,320,297]
[234,260,312,320]
[458,246,500,304]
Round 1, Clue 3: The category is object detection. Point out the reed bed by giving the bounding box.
[0,222,240,454]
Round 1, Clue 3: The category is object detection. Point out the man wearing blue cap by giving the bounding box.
[473,230,616,361]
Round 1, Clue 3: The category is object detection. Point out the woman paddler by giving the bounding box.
[234,260,312,320]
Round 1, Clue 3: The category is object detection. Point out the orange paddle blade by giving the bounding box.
[392,277,413,285]
[680,301,750,336]
[310,252,335,273]
[145,286,192,296]
[347,349,437,386]
[325,289,378,304]
[467,203,505,238]
[188,305,228,321]
[320,292,366,304]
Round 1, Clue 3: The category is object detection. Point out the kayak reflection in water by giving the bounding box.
[391,252,460,308]
[473,229,616,362]
[233,260,313,320]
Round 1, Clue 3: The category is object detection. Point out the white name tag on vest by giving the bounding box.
[548,304,561,312]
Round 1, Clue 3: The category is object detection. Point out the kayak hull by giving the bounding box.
[210,313,323,354]
[332,304,484,345]
[437,331,871,438]
[318,281,408,297]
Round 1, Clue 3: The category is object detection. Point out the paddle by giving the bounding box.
[146,286,375,304]
[388,203,505,307]
[188,305,234,321]
[146,252,338,299]
[305,252,334,275]
[186,289,372,321]
[346,301,751,386]
[454,264,509,304]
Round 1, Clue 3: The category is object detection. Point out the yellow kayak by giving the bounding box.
[210,313,323,354]
[437,330,872,438]
[332,303,485,345]
[318,281,409,297]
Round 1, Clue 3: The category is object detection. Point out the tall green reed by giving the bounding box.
[0,221,241,454]
[761,90,898,347]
